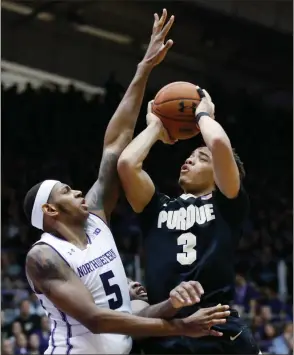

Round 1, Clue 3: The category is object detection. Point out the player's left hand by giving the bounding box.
[182,304,230,338]
[142,9,174,67]
[196,87,215,120]
[146,100,177,144]
[169,281,204,309]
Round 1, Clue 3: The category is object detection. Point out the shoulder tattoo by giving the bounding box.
[26,244,71,296]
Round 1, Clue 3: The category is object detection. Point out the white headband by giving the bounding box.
[31,180,60,230]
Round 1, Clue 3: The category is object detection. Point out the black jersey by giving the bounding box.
[140,186,249,318]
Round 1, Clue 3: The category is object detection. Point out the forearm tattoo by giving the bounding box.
[86,150,119,213]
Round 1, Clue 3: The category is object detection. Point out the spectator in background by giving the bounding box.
[259,323,276,353]
[262,287,284,313]
[29,294,45,317]
[234,273,260,317]
[1,339,14,355]
[259,305,274,324]
[8,321,23,344]
[271,322,293,354]
[14,300,40,336]
[14,333,28,355]
[28,334,41,355]
[33,316,50,354]
[1,311,10,341]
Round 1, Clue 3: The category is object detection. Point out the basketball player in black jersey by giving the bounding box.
[23,11,232,349]
[118,89,260,354]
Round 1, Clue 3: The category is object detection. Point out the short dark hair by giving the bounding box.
[23,182,43,224]
[233,149,246,180]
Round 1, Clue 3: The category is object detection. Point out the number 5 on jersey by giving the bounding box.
[177,232,197,265]
[100,270,123,310]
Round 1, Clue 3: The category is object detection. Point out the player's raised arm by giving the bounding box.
[195,88,240,199]
[26,245,229,338]
[86,9,174,223]
[118,101,175,213]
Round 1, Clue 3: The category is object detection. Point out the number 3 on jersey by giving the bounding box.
[100,270,123,310]
[177,232,197,265]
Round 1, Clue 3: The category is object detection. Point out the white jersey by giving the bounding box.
[27,213,132,354]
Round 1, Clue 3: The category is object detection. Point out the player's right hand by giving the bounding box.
[169,281,204,309]
[181,304,230,338]
[146,100,177,144]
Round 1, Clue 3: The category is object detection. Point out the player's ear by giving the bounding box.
[42,203,58,217]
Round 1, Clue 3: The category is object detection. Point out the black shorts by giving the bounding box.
[141,310,260,354]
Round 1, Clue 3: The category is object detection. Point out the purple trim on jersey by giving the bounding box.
[50,320,57,354]
[89,211,108,229]
[58,309,72,354]
[86,233,92,245]
[39,300,56,354]
[35,241,71,268]
[39,299,45,310]
[40,299,72,354]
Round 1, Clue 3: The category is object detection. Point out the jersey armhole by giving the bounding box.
[139,187,170,233]
[140,186,169,215]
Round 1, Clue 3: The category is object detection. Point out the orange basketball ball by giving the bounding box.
[152,81,201,140]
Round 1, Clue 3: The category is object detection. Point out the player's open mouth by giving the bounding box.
[137,286,147,297]
[138,291,147,297]
[181,164,189,172]
[81,199,88,210]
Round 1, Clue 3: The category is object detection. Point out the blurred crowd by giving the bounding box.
[1,72,292,354]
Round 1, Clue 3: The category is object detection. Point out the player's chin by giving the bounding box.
[137,293,148,302]
[178,175,189,189]
[79,208,89,220]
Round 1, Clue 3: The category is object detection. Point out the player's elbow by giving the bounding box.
[117,154,138,177]
[210,135,231,153]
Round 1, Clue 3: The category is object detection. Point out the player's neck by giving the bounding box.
[55,223,88,249]
[184,186,214,198]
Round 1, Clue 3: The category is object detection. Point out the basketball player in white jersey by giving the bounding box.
[24,10,231,355]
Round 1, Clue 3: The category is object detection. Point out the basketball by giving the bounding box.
[152,81,201,140]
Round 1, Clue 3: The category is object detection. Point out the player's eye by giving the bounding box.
[199,154,208,162]
[63,186,70,194]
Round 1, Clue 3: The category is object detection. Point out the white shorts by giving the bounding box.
[45,331,132,354]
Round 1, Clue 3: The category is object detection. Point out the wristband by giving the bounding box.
[195,112,211,125]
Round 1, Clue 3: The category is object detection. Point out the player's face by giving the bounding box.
[128,278,148,302]
[178,147,214,193]
[46,182,89,224]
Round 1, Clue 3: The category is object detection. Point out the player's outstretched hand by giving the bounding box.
[195,86,215,120]
[142,9,174,67]
[181,304,230,338]
[146,100,177,145]
[169,281,204,309]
